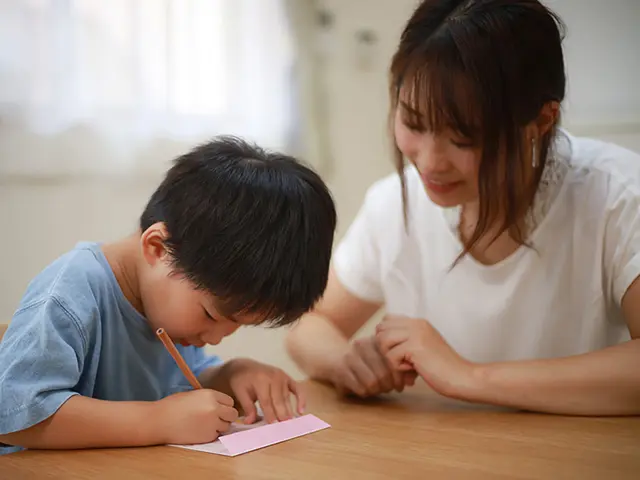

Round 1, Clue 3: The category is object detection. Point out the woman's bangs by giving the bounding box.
[398,55,482,142]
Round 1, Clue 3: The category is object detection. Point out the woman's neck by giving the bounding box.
[459,201,526,266]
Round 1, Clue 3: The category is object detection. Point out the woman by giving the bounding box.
[286,0,640,416]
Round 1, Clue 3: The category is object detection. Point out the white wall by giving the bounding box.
[546,0,640,129]
[1,0,639,379]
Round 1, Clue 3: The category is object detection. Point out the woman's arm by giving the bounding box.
[286,268,381,382]
[467,339,640,415]
[377,278,640,416]
[466,277,640,415]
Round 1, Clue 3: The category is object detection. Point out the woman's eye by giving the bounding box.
[402,117,425,132]
[451,138,474,149]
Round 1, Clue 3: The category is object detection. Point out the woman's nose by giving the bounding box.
[415,135,450,173]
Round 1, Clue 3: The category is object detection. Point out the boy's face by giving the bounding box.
[137,225,262,346]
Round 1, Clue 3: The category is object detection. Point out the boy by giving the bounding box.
[0,136,336,454]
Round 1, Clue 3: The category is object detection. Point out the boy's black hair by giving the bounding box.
[140,135,337,327]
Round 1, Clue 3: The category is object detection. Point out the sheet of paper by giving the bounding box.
[169,414,330,457]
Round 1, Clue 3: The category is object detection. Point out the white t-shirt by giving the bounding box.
[333,131,640,362]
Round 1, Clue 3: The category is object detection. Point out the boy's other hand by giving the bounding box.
[224,358,304,424]
[329,335,417,398]
[156,389,238,445]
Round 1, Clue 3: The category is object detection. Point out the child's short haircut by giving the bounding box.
[140,136,336,326]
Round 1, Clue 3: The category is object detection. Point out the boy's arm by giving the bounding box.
[198,363,232,396]
[0,301,165,449]
[0,297,171,447]
[0,396,164,450]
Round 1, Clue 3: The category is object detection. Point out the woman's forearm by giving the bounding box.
[462,339,640,416]
[286,313,351,381]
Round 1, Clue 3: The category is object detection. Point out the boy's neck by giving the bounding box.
[101,234,145,316]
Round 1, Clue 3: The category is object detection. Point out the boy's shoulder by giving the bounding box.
[16,242,117,322]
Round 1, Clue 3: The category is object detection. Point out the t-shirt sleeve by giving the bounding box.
[603,181,640,306]
[0,297,86,435]
[333,177,402,303]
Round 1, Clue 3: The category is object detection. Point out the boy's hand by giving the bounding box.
[156,389,238,445]
[224,358,305,424]
[329,335,416,398]
[375,315,475,398]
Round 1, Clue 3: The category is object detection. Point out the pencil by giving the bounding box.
[156,327,203,390]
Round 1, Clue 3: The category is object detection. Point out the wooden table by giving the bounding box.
[1,381,639,479]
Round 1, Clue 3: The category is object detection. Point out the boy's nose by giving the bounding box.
[201,331,223,346]
[225,323,241,337]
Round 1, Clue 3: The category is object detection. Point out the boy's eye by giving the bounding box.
[203,308,215,320]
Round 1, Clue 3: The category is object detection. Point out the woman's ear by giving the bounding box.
[535,101,561,137]
[140,222,170,266]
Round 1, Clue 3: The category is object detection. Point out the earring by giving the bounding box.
[531,137,538,168]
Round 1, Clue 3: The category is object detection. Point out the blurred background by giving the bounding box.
[1,0,639,378]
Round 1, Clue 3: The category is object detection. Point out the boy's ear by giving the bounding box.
[140,222,171,266]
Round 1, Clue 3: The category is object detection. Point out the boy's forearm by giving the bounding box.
[460,339,640,416]
[0,395,164,450]
[198,363,233,397]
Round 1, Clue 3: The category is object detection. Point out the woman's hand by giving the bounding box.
[375,315,476,398]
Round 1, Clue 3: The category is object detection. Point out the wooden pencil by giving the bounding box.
[156,327,203,390]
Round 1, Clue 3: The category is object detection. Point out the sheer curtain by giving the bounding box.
[0,0,298,178]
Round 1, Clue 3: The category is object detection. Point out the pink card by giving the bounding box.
[169,414,330,457]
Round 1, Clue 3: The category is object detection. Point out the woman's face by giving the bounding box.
[394,104,481,208]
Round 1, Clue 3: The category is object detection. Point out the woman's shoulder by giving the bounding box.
[550,131,640,250]
[564,131,640,198]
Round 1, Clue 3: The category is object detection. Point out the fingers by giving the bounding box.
[271,380,293,421]
[289,379,306,415]
[357,340,395,393]
[404,371,418,386]
[214,402,239,435]
[336,366,367,397]
[212,390,235,407]
[234,387,258,425]
[389,362,407,392]
[231,368,306,424]
[385,343,412,370]
[281,382,295,419]
[217,403,240,423]
[347,351,381,397]
[375,328,408,356]
[255,382,278,424]
[397,361,415,372]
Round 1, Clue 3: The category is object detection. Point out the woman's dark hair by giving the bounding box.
[389,0,566,260]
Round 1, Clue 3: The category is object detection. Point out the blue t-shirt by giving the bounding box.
[0,242,221,454]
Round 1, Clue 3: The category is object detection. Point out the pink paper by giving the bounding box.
[220,414,330,455]
[169,414,330,457]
